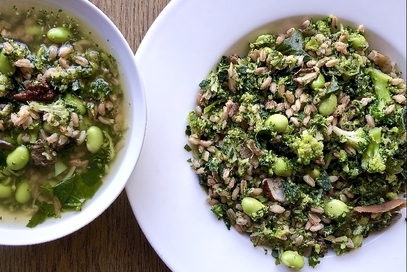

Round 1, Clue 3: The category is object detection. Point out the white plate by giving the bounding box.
[127,0,406,271]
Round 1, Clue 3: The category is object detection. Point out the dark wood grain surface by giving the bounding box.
[0,1,172,271]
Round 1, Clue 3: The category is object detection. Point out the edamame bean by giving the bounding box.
[46,27,73,43]
[306,167,320,179]
[264,114,288,133]
[15,181,31,204]
[6,145,30,171]
[318,94,337,116]
[0,49,16,76]
[43,122,57,134]
[273,157,293,177]
[86,126,104,153]
[310,73,325,90]
[324,199,349,219]
[241,197,266,220]
[0,184,12,198]
[280,250,305,270]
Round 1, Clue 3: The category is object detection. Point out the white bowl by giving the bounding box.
[0,0,146,245]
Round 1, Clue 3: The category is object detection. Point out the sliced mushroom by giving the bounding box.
[353,199,406,213]
[262,177,287,203]
[0,139,14,149]
[367,50,392,74]
[248,139,263,157]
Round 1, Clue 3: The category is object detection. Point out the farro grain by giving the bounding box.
[74,56,89,67]
[46,133,58,144]
[58,57,70,69]
[344,144,356,156]
[275,34,285,45]
[270,204,286,214]
[310,224,324,232]
[58,44,73,57]
[325,59,339,67]
[339,33,348,42]
[3,41,13,52]
[98,116,113,125]
[285,91,295,104]
[301,20,310,29]
[195,167,205,175]
[392,94,406,104]
[290,117,300,127]
[14,58,34,68]
[365,114,375,127]
[48,45,58,60]
[385,104,395,114]
[286,27,295,37]
[339,194,348,203]
[303,174,315,187]
[259,48,267,62]
[77,130,86,145]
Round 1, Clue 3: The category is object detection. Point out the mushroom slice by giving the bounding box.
[0,139,14,149]
[367,50,392,74]
[353,199,406,213]
[262,177,287,203]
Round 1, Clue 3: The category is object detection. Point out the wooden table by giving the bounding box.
[0,1,172,271]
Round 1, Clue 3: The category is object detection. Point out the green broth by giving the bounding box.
[0,4,126,227]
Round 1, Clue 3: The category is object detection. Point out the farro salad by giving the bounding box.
[0,6,125,227]
[185,15,406,269]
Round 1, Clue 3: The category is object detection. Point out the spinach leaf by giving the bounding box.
[62,175,102,211]
[276,29,312,61]
[54,175,75,204]
[26,210,47,228]
[26,202,56,228]
[326,75,340,94]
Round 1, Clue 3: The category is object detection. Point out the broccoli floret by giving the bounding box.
[0,49,17,76]
[315,19,331,36]
[282,178,303,204]
[347,33,367,51]
[369,68,392,107]
[367,68,404,126]
[29,99,70,126]
[290,129,324,165]
[361,127,386,173]
[249,34,277,49]
[49,66,81,93]
[0,74,14,97]
[331,126,369,153]
[335,53,364,77]
[211,203,231,229]
[89,78,112,101]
